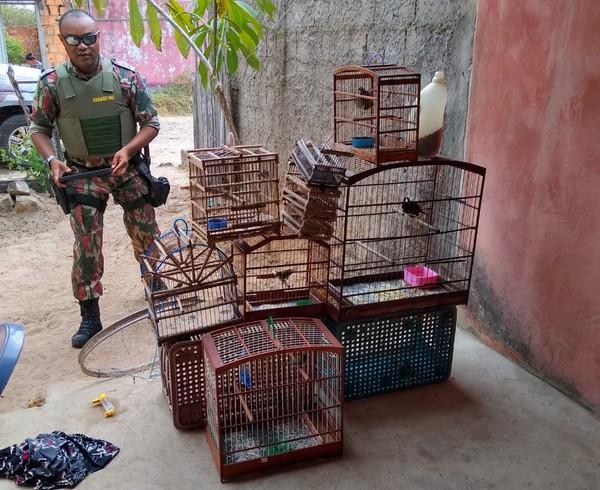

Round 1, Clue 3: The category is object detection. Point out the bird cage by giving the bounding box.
[232,234,330,321]
[334,64,421,164]
[203,318,344,481]
[282,161,341,241]
[291,140,347,187]
[327,157,486,322]
[140,232,241,341]
[186,145,281,244]
[160,334,206,430]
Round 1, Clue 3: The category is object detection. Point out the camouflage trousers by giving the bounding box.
[67,165,160,301]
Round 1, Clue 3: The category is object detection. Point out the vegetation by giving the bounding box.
[5,34,24,65]
[150,72,194,116]
[0,5,36,27]
[0,134,50,192]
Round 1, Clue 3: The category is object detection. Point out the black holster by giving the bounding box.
[51,180,71,214]
[133,150,170,208]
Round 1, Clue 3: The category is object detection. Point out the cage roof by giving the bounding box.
[204,318,340,367]
[335,64,420,80]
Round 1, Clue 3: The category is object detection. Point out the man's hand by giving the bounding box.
[50,159,71,188]
[111,148,130,177]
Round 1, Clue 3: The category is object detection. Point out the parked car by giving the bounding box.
[0,63,40,158]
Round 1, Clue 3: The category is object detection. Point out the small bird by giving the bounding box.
[356,87,374,110]
[401,197,424,217]
[275,269,295,283]
[256,269,296,287]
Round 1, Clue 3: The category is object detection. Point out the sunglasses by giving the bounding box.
[62,31,100,47]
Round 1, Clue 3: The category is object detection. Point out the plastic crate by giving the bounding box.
[326,306,456,400]
[160,335,206,430]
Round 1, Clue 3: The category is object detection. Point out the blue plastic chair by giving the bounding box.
[0,323,24,395]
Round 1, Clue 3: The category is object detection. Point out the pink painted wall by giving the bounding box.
[465,0,600,411]
[94,1,195,85]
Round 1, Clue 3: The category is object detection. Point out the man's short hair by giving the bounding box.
[25,53,35,61]
[58,9,96,32]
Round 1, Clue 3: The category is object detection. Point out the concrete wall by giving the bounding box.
[465,0,600,412]
[39,0,194,85]
[232,0,477,160]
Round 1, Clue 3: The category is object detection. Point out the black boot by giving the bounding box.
[71,298,103,348]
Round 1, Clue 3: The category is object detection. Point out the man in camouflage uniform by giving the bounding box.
[30,9,161,348]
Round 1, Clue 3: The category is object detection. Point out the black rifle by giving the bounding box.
[51,167,113,215]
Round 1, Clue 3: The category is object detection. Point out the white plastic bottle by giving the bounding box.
[418,71,448,157]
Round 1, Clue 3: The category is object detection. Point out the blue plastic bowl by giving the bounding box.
[207,217,228,230]
[352,136,375,148]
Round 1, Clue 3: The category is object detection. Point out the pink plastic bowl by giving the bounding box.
[403,266,439,287]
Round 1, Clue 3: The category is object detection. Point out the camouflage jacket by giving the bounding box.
[30,57,160,165]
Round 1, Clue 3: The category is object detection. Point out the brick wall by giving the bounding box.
[39,0,68,67]
[5,26,40,61]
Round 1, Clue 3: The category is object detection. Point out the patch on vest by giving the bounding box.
[111,59,136,72]
[92,95,116,103]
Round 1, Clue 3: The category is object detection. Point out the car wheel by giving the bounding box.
[0,113,30,163]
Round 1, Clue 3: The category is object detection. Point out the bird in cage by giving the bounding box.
[256,269,297,287]
[356,87,374,110]
[401,197,425,217]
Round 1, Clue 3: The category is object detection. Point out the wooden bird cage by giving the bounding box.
[141,232,241,341]
[203,318,344,481]
[232,234,330,321]
[334,64,421,164]
[327,157,486,322]
[282,161,341,241]
[185,145,281,244]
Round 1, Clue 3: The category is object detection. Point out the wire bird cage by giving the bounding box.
[282,161,341,241]
[291,140,347,187]
[160,335,206,430]
[185,145,280,244]
[327,157,486,322]
[203,318,344,481]
[140,232,241,341]
[232,234,330,321]
[334,64,421,164]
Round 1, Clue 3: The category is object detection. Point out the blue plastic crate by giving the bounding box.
[326,306,456,400]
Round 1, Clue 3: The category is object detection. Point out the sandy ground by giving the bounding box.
[0,116,194,411]
[1,116,599,489]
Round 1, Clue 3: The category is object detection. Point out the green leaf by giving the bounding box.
[238,26,258,48]
[226,47,238,74]
[235,1,262,33]
[93,0,107,16]
[255,0,277,19]
[128,0,144,47]
[193,29,209,50]
[198,59,210,88]
[240,45,260,70]
[194,0,210,17]
[147,3,162,51]
[167,0,194,30]
[73,0,85,8]
[174,29,191,58]
[246,52,259,70]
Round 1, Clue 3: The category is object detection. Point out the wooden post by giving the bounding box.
[193,68,231,148]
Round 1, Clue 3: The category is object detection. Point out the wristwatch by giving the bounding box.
[45,154,57,166]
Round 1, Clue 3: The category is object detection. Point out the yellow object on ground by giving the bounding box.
[91,392,115,417]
